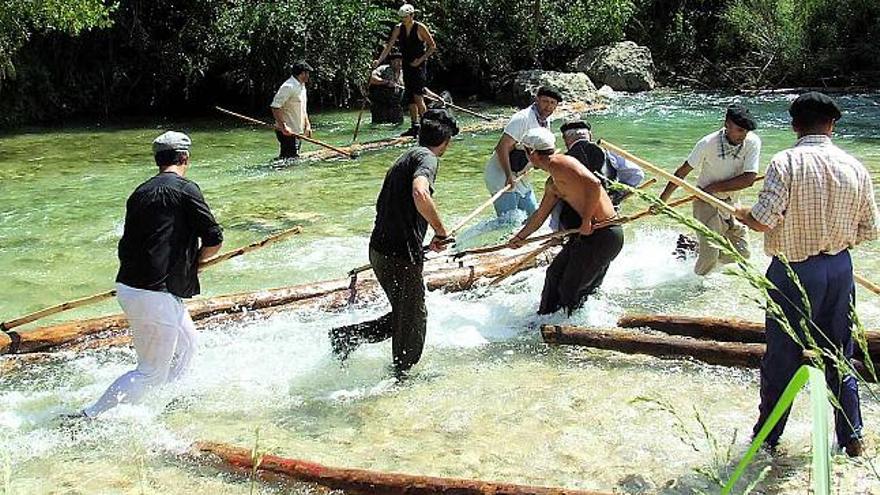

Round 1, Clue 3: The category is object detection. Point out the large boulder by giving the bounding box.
[574,41,656,92]
[502,70,598,107]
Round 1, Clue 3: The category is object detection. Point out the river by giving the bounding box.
[1,91,879,493]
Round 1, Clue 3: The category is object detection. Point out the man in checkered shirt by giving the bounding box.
[737,92,879,457]
[658,104,761,275]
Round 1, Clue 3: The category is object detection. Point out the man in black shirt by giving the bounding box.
[331,109,458,375]
[79,131,223,418]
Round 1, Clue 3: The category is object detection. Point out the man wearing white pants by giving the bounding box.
[78,131,223,418]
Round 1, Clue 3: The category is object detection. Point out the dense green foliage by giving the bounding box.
[1,0,878,126]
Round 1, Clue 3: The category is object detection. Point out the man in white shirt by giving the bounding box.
[484,86,562,218]
[270,61,313,159]
[658,104,761,275]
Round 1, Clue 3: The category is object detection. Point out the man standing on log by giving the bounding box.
[508,128,622,315]
[373,3,437,137]
[736,92,878,457]
[75,132,223,418]
[657,104,761,275]
[550,117,644,230]
[330,109,458,375]
[484,86,562,218]
[271,61,313,160]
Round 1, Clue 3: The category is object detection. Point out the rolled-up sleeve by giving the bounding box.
[270,84,292,109]
[750,159,788,229]
[183,183,223,247]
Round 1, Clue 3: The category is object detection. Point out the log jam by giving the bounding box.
[0,246,553,357]
[193,441,610,495]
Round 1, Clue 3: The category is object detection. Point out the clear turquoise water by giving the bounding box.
[1,91,879,493]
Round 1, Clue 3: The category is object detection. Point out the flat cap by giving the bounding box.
[725,103,757,131]
[422,108,460,136]
[559,117,591,134]
[152,131,192,154]
[789,91,841,121]
[537,85,563,102]
[292,60,314,75]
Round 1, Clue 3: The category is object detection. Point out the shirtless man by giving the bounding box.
[508,127,623,315]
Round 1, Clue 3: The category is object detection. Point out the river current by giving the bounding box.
[1,91,879,493]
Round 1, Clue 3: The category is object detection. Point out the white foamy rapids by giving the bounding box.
[1,226,879,493]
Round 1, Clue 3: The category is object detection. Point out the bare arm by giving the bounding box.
[199,244,222,262]
[374,26,400,67]
[658,161,693,202]
[271,107,293,135]
[577,174,604,236]
[704,171,757,194]
[734,207,772,232]
[413,176,448,250]
[415,24,437,66]
[494,134,518,187]
[510,178,560,246]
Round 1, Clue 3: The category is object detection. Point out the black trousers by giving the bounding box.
[334,247,427,372]
[539,225,624,315]
[369,86,404,124]
[275,130,301,159]
[402,63,427,104]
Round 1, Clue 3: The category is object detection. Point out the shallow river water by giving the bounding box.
[1,91,880,493]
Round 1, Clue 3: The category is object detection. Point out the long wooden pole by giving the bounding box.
[215,106,355,159]
[599,139,880,296]
[598,139,736,214]
[0,226,301,332]
[347,171,531,277]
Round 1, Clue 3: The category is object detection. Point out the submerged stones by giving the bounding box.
[502,70,599,107]
[574,41,656,92]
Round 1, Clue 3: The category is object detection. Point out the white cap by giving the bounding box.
[152,131,192,154]
[521,127,556,152]
[398,4,416,16]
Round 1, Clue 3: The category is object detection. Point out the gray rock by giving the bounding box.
[575,41,656,92]
[503,70,598,107]
[616,474,657,494]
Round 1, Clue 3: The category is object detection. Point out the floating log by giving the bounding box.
[541,325,876,381]
[193,441,609,495]
[542,325,764,368]
[1,246,553,357]
[617,314,880,362]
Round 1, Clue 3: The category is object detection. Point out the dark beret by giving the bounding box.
[560,119,591,134]
[537,85,563,102]
[789,91,842,121]
[422,108,460,136]
[725,103,757,131]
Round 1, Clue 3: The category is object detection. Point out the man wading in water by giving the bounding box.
[373,3,437,137]
[657,104,761,273]
[330,109,458,375]
[508,128,623,315]
[736,92,879,457]
[69,132,223,419]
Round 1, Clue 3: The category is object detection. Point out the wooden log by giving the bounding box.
[541,325,876,381]
[193,441,609,495]
[542,325,765,368]
[617,314,880,362]
[2,246,552,357]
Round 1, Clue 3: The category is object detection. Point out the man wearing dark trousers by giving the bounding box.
[736,92,879,457]
[508,128,622,316]
[330,109,458,375]
[271,61,313,159]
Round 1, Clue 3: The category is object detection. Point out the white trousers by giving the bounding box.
[84,283,197,417]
